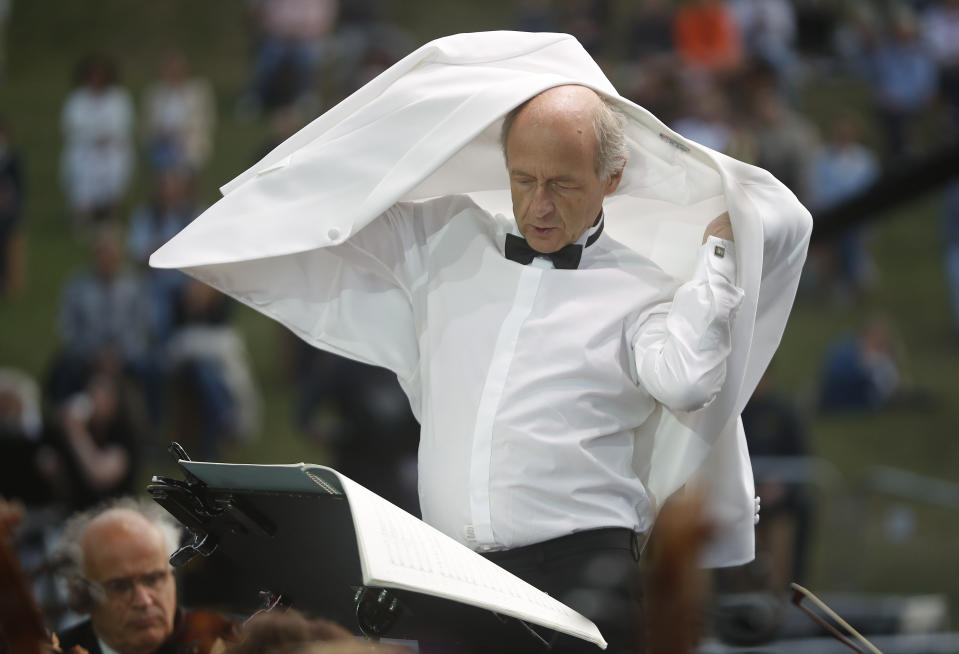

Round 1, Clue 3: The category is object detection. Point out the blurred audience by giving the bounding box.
[47,225,154,408]
[289,339,418,515]
[241,0,339,116]
[513,0,557,34]
[671,78,739,154]
[672,0,744,75]
[623,0,675,62]
[53,497,237,654]
[0,368,50,505]
[943,181,959,337]
[808,113,881,303]
[39,372,140,511]
[59,54,135,227]
[126,169,199,346]
[0,0,9,85]
[166,279,260,461]
[749,84,817,203]
[327,0,413,99]
[921,0,959,132]
[741,372,813,589]
[0,117,25,296]
[560,0,612,60]
[142,51,216,173]
[865,5,937,163]
[728,0,799,98]
[818,314,903,413]
[0,494,24,536]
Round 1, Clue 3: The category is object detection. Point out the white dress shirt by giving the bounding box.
[329,194,743,551]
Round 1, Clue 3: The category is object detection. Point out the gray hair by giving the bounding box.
[500,89,628,182]
[54,496,182,582]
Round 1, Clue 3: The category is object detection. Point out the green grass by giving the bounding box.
[2,0,958,626]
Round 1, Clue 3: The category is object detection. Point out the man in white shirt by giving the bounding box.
[150,30,811,654]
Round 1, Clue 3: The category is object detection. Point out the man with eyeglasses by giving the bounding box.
[53,497,206,654]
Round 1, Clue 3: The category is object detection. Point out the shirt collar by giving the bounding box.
[96,634,122,654]
[575,211,605,247]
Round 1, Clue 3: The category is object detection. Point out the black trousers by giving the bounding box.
[420,527,644,654]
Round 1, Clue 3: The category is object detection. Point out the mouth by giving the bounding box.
[131,615,165,629]
[528,226,557,237]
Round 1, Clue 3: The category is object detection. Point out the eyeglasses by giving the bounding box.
[87,569,172,601]
[790,583,882,654]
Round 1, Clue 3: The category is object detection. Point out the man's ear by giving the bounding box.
[604,164,624,196]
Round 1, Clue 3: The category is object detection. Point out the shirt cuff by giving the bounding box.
[702,236,737,283]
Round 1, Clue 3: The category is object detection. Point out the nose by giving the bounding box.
[531,183,554,217]
[130,580,155,607]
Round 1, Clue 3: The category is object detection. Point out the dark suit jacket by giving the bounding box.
[56,610,193,654]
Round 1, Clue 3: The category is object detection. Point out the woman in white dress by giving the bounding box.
[60,54,135,226]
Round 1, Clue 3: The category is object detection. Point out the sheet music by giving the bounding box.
[340,476,607,648]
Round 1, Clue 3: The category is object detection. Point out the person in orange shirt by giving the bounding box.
[673,0,744,73]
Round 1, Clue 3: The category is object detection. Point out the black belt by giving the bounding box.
[480,527,641,565]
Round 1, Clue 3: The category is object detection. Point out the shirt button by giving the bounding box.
[327,228,340,241]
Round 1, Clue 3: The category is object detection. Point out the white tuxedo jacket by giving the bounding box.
[152,31,812,567]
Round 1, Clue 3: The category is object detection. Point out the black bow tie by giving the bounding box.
[504,216,604,270]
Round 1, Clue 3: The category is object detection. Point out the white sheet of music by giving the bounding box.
[339,476,607,649]
[178,460,606,649]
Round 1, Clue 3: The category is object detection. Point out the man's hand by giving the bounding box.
[702,212,734,244]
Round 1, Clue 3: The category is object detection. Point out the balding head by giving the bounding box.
[81,508,164,567]
[501,85,628,182]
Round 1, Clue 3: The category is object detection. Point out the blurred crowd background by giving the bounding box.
[1,0,958,647]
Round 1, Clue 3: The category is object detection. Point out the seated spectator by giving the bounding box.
[142,52,215,173]
[47,225,155,408]
[0,368,52,506]
[166,279,260,460]
[38,372,140,511]
[291,344,419,516]
[672,0,744,75]
[921,0,959,131]
[749,84,817,203]
[671,78,737,154]
[624,0,675,62]
[865,6,938,163]
[127,169,199,345]
[326,1,414,101]
[560,0,612,59]
[52,497,237,654]
[0,117,25,296]
[741,372,813,588]
[728,0,799,98]
[240,0,339,116]
[808,113,880,303]
[60,54,135,228]
[818,315,903,413]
